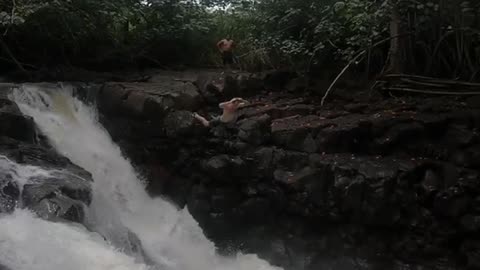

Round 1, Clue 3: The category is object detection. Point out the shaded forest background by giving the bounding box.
[1,0,480,81]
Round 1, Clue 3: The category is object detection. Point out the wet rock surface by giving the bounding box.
[92,70,480,270]
[0,89,93,225]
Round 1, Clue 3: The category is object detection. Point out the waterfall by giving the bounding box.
[1,84,280,270]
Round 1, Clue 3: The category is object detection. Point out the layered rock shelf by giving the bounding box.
[91,70,480,270]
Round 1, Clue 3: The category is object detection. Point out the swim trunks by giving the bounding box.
[222,51,234,65]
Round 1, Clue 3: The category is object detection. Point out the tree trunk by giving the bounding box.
[386,1,406,74]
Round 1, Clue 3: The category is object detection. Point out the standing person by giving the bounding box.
[217,37,236,71]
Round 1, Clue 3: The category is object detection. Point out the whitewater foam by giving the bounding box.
[0,209,151,270]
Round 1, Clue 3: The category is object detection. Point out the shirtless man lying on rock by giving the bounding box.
[193,97,249,127]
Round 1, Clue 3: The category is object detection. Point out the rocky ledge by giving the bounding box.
[0,84,93,224]
[93,70,480,270]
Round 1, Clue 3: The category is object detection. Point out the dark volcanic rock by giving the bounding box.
[194,74,224,105]
[262,70,297,90]
[460,215,480,232]
[22,173,92,223]
[0,97,36,143]
[0,136,93,223]
[461,240,480,269]
[271,115,325,153]
[223,73,264,98]
[0,172,20,213]
[251,147,309,178]
[194,72,265,99]
[90,71,480,270]
[163,110,203,138]
[0,136,92,180]
[308,154,419,225]
[443,124,477,147]
[467,96,480,109]
[373,122,425,152]
[236,197,271,222]
[433,188,470,219]
[202,155,249,182]
[98,81,203,118]
[237,114,271,145]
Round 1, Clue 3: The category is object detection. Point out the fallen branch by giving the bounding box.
[381,87,480,95]
[320,52,364,106]
[382,73,480,88]
[0,56,37,69]
[399,78,447,88]
[321,33,412,106]
[0,37,29,77]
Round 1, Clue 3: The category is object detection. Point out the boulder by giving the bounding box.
[22,173,92,223]
[460,215,480,232]
[285,77,308,93]
[236,197,271,222]
[308,154,420,225]
[344,103,368,113]
[0,98,36,143]
[223,73,264,98]
[194,74,224,105]
[251,147,309,178]
[433,188,470,219]
[262,70,297,90]
[239,97,314,120]
[237,114,271,145]
[99,81,203,118]
[271,115,327,153]
[0,137,92,180]
[70,82,102,105]
[0,137,93,223]
[442,124,477,147]
[187,184,212,225]
[373,122,425,153]
[460,240,480,270]
[315,114,370,153]
[163,110,202,138]
[467,96,480,109]
[210,187,242,213]
[202,155,249,182]
[0,172,19,213]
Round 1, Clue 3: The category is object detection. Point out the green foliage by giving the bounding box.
[0,0,479,80]
[0,0,216,69]
[208,0,390,71]
[217,0,480,78]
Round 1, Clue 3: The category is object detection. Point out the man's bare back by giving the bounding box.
[217,39,234,52]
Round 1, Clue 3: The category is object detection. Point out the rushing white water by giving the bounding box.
[0,209,151,270]
[6,84,280,270]
[0,156,151,270]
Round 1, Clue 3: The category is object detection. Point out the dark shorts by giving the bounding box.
[209,115,223,127]
[222,51,234,65]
